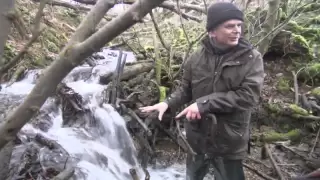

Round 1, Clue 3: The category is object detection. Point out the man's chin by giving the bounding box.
[228,41,239,46]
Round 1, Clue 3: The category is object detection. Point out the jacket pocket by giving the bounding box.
[214,112,249,154]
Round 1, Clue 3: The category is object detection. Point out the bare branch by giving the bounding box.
[149,11,169,51]
[32,0,49,35]
[32,0,90,11]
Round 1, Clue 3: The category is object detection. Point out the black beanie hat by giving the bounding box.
[206,2,244,32]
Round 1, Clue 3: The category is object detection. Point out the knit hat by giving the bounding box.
[206,2,244,32]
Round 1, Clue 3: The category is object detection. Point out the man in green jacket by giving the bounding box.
[140,2,264,180]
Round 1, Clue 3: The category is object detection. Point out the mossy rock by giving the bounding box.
[286,21,320,45]
[268,30,313,60]
[266,101,313,117]
[298,62,320,85]
[262,129,302,143]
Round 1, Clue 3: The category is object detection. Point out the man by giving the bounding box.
[140,2,264,180]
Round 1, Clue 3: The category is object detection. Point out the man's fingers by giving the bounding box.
[158,110,164,121]
[190,112,196,120]
[196,112,201,119]
[185,110,190,120]
[176,108,187,119]
[139,106,154,112]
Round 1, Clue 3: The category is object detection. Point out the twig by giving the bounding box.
[6,9,29,40]
[172,31,206,80]
[125,107,152,136]
[176,120,197,155]
[292,71,299,105]
[149,11,169,51]
[264,144,285,180]
[243,163,276,180]
[32,0,90,11]
[247,156,272,169]
[32,0,49,36]
[309,127,320,157]
[176,0,190,45]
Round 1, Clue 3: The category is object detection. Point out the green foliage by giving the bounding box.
[3,43,16,62]
[276,77,291,93]
[289,104,309,116]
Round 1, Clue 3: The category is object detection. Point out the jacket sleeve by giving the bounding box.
[164,55,193,110]
[196,52,264,114]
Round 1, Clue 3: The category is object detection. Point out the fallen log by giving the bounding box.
[99,62,154,84]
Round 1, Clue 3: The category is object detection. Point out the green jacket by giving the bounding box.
[165,35,264,159]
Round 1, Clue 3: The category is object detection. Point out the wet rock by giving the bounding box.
[64,66,93,82]
[29,99,59,132]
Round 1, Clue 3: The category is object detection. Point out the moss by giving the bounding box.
[263,129,302,143]
[3,43,16,62]
[46,41,59,53]
[289,104,309,116]
[309,15,320,25]
[311,87,320,96]
[276,77,291,93]
[159,86,167,102]
[300,63,320,82]
[291,34,309,49]
[44,28,61,46]
[267,103,281,114]
[304,3,320,13]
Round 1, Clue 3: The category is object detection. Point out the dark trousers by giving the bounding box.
[186,154,245,180]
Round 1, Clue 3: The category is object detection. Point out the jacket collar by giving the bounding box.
[200,35,253,60]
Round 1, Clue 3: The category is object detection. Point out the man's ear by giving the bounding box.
[208,30,216,38]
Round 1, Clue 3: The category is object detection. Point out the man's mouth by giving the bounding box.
[229,37,239,41]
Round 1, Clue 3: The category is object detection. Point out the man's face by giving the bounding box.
[208,19,243,47]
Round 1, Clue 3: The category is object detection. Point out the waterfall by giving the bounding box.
[0,48,186,180]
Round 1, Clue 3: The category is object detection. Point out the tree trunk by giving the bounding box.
[0,0,15,66]
[0,0,166,150]
[257,0,281,55]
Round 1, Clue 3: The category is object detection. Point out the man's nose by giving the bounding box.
[233,26,241,34]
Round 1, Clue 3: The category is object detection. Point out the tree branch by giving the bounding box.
[149,11,169,51]
[32,0,90,11]
[32,0,49,35]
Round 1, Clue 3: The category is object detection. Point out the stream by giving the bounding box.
[0,48,186,180]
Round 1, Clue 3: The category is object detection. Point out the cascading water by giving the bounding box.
[0,48,187,180]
